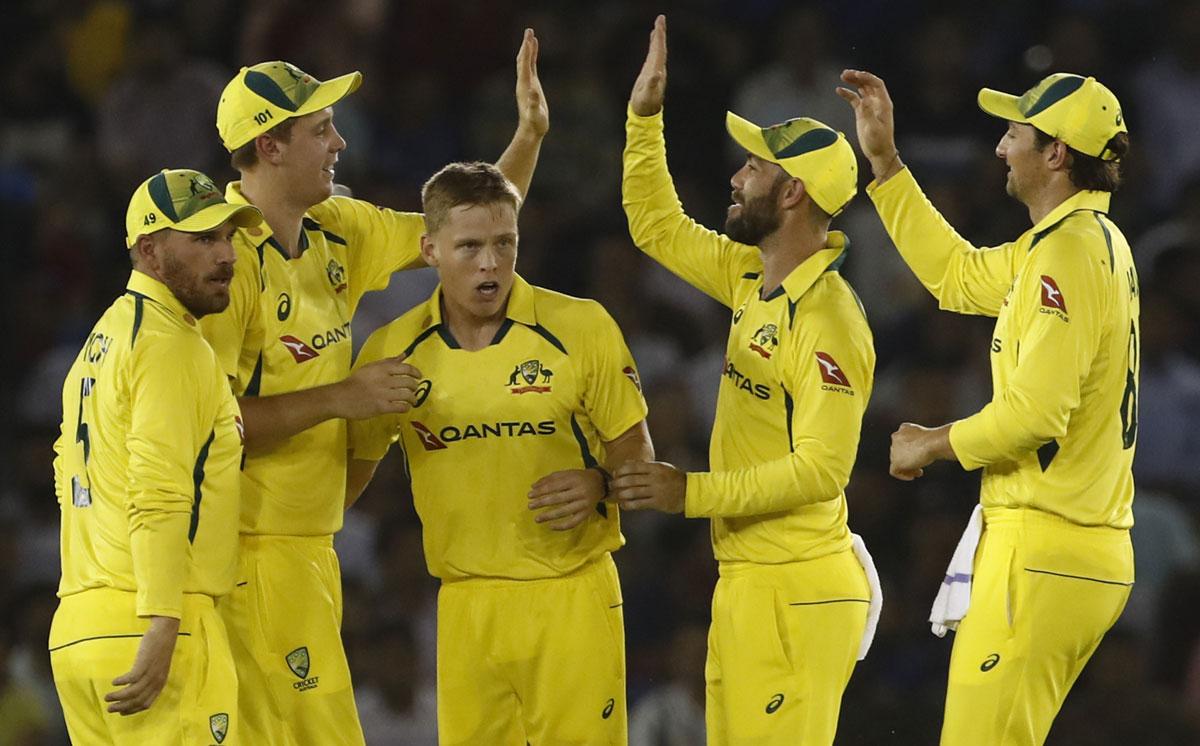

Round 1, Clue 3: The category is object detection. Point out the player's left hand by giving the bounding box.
[515,28,549,138]
[528,468,605,530]
[105,615,180,715]
[612,460,686,514]
[889,422,954,481]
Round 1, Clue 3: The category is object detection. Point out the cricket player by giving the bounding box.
[345,161,653,745]
[838,68,1138,744]
[202,31,549,746]
[614,17,876,745]
[50,169,261,744]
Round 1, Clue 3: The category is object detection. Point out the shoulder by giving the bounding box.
[798,272,872,338]
[360,303,435,361]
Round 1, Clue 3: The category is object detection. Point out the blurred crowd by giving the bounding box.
[3,0,1200,743]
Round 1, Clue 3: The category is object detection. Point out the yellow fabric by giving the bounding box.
[705,551,869,745]
[436,555,627,745]
[867,168,1140,528]
[199,184,424,537]
[622,108,874,564]
[349,276,647,581]
[941,507,1132,745]
[53,272,242,618]
[219,535,363,746]
[50,588,238,745]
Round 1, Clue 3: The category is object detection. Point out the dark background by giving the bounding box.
[3,0,1200,743]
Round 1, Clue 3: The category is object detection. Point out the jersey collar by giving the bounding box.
[1029,189,1111,235]
[225,181,315,259]
[126,270,193,322]
[427,273,538,328]
[772,230,849,301]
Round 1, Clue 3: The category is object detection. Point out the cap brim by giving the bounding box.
[726,111,778,165]
[295,71,363,118]
[977,88,1027,123]
[174,203,263,235]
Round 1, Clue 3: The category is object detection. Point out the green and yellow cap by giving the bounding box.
[216,61,362,151]
[125,169,262,248]
[978,73,1127,160]
[725,112,858,216]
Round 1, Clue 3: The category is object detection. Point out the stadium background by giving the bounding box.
[3,0,1200,743]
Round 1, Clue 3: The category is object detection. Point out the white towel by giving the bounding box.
[929,504,984,638]
[851,533,883,660]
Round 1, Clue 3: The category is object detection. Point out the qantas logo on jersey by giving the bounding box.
[280,335,319,362]
[279,322,353,362]
[815,352,854,394]
[326,259,347,293]
[1038,275,1069,321]
[411,421,447,450]
[749,323,779,359]
[623,366,642,391]
[723,357,771,400]
[508,359,554,394]
[412,420,557,450]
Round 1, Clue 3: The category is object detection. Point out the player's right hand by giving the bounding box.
[515,28,549,138]
[836,69,903,181]
[105,615,179,715]
[629,15,667,117]
[338,355,424,419]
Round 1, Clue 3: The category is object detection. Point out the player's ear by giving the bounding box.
[779,177,807,210]
[256,133,285,165]
[420,234,439,268]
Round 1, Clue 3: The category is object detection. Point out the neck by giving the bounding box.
[1025,179,1081,226]
[758,219,829,294]
[240,170,307,257]
[441,293,509,351]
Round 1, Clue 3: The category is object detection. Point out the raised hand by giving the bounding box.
[337,355,424,420]
[515,28,549,138]
[629,15,668,117]
[836,69,902,181]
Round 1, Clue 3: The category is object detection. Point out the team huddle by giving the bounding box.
[50,13,1139,746]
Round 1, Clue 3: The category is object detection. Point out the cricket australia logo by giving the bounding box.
[509,359,554,394]
[326,259,347,293]
[286,646,320,691]
[209,712,229,743]
[749,323,779,359]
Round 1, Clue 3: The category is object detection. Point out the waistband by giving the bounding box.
[240,533,334,549]
[440,553,615,588]
[50,588,215,650]
[717,547,856,579]
[983,506,1129,536]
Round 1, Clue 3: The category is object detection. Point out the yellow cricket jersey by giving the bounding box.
[52,272,243,618]
[348,275,648,580]
[200,183,424,536]
[623,109,875,564]
[868,168,1139,528]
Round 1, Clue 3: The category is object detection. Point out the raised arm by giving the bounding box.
[495,28,549,201]
[838,69,1017,316]
[622,15,758,308]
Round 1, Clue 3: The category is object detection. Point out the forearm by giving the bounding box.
[129,505,191,618]
[686,446,850,518]
[867,168,1008,315]
[237,382,346,452]
[604,420,654,472]
[495,127,544,201]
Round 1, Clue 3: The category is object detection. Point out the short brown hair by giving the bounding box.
[421,161,521,233]
[230,117,298,171]
[1034,128,1130,193]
